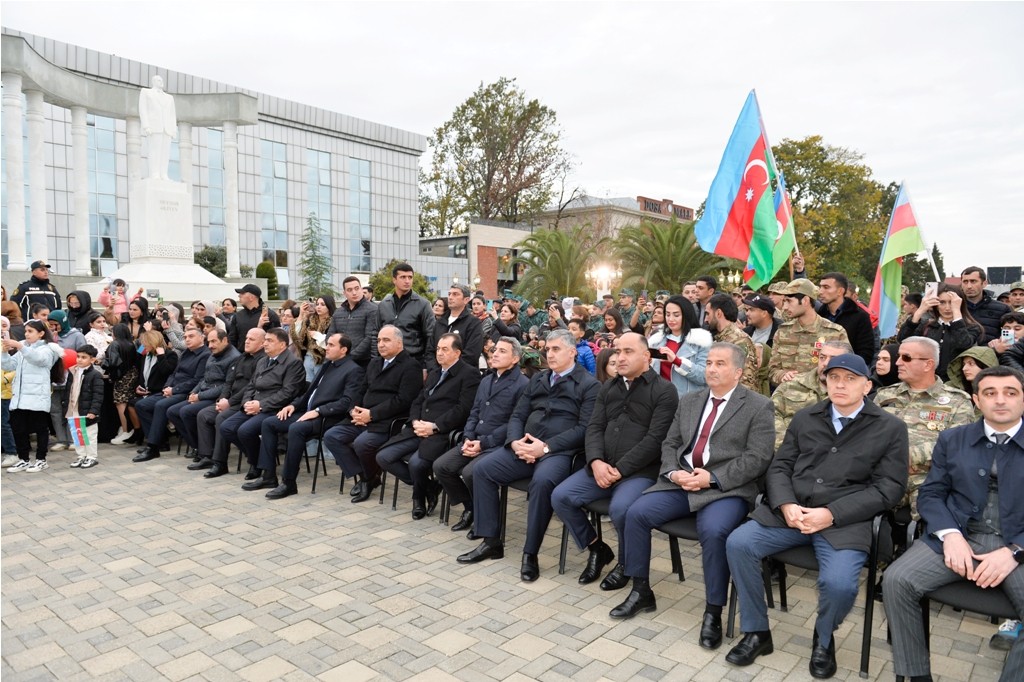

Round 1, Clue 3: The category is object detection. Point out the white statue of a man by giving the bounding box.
[139,75,177,180]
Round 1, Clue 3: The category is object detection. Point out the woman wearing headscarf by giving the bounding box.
[868,343,901,399]
[65,290,95,334]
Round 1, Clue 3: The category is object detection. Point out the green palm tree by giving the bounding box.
[614,218,733,293]
[511,226,607,303]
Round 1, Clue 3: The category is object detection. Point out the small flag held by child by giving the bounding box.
[68,416,91,448]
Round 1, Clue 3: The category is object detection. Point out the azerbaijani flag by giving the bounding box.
[868,184,927,338]
[68,416,90,448]
[694,91,777,284]
[745,170,798,289]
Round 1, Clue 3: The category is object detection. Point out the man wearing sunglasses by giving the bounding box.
[875,336,975,515]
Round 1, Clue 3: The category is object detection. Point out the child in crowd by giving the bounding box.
[1,316,16,465]
[84,312,112,362]
[66,345,104,468]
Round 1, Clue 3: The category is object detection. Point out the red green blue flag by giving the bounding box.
[868,184,927,338]
[68,416,90,448]
[695,91,777,284]
[745,170,797,289]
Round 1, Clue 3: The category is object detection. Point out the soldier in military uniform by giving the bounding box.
[874,336,975,514]
[10,260,62,322]
[766,282,789,319]
[766,279,849,388]
[705,293,759,392]
[771,340,853,449]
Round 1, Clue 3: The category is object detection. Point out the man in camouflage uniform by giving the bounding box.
[874,336,975,513]
[705,293,759,392]
[771,340,853,450]
[766,279,849,388]
[766,281,788,319]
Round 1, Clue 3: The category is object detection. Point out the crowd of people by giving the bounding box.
[4,256,1024,681]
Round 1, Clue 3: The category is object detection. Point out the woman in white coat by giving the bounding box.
[2,319,65,472]
[647,295,712,396]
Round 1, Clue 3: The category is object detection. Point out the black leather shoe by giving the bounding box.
[350,480,364,498]
[578,542,615,585]
[725,631,774,667]
[809,632,837,679]
[600,564,629,591]
[204,462,227,478]
[609,588,657,619]
[425,484,440,516]
[187,457,213,470]
[699,612,723,650]
[451,509,473,532]
[352,476,379,503]
[466,528,480,541]
[265,483,298,500]
[457,541,504,563]
[244,465,261,481]
[411,498,427,520]
[132,448,160,462]
[136,445,149,454]
[241,476,278,491]
[520,553,540,582]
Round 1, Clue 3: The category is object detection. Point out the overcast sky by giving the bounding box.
[5,1,1022,276]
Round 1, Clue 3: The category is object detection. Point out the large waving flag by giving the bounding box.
[694,91,777,283]
[745,170,798,289]
[868,184,928,338]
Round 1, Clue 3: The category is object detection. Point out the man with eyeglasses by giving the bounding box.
[457,329,600,582]
[875,336,975,515]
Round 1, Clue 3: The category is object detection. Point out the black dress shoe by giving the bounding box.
[188,457,213,470]
[241,476,278,491]
[265,483,298,500]
[520,553,540,582]
[457,541,504,563]
[600,563,629,591]
[699,611,723,650]
[244,465,261,481]
[451,509,473,532]
[609,588,657,619]
[411,498,427,520]
[132,448,160,462]
[204,462,228,478]
[809,632,837,679]
[466,528,480,541]
[350,480,364,498]
[578,541,615,585]
[136,445,149,454]
[725,631,774,667]
[352,476,379,503]
[425,484,440,516]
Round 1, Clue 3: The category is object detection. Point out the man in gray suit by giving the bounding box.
[609,342,775,652]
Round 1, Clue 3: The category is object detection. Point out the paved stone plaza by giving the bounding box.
[1,444,1010,681]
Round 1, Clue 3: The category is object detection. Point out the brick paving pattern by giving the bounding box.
[2,445,1010,680]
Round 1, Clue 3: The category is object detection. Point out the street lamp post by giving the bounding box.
[586,263,622,299]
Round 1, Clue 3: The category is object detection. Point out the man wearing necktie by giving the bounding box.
[609,342,774,653]
[249,333,366,498]
[376,333,481,519]
[725,354,909,679]
[885,366,1024,682]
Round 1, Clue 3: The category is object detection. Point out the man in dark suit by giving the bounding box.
[458,329,601,582]
[322,324,422,503]
[250,333,366,498]
[192,328,265,478]
[885,366,1024,682]
[434,336,529,534]
[608,342,774,649]
[725,354,909,679]
[376,333,481,518]
[551,333,679,588]
[219,328,306,484]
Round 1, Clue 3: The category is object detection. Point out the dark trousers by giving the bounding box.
[166,399,213,450]
[885,535,1024,680]
[726,519,867,647]
[622,490,748,606]
[473,447,574,555]
[551,469,654,563]
[433,444,496,508]
[136,393,187,445]
[260,414,331,481]
[197,405,238,462]
[376,439,431,500]
[322,424,388,479]
[220,410,274,466]
[11,408,50,461]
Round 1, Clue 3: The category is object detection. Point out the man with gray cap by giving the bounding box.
[767,279,848,388]
[743,294,781,347]
[725,354,908,678]
[227,284,279,351]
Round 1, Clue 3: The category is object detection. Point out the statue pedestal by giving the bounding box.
[78,178,239,302]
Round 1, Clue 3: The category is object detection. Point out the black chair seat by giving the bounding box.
[925,581,1017,621]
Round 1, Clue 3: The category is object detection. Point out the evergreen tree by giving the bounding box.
[297,212,336,299]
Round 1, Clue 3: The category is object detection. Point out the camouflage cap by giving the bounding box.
[780,278,818,298]
[1009,281,1024,292]
[619,288,635,297]
[766,281,788,294]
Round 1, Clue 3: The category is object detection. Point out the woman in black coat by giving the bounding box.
[897,284,983,380]
[489,302,524,342]
[123,330,177,445]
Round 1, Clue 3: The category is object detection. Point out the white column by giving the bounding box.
[71,105,90,276]
[2,73,27,269]
[25,89,48,264]
[177,122,193,191]
[223,121,240,277]
[126,116,142,183]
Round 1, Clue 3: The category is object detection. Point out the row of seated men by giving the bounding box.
[133,323,1023,682]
